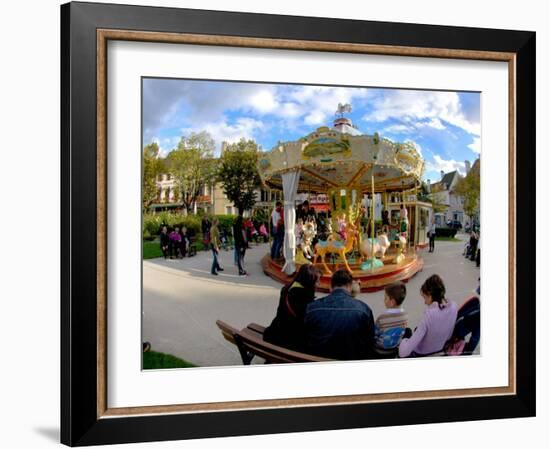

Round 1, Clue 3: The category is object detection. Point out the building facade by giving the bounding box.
[151,175,283,216]
[429,169,466,228]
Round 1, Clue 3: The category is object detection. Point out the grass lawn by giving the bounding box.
[143,239,207,259]
[143,350,196,369]
[143,240,163,259]
[435,236,462,242]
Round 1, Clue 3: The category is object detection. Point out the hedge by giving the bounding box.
[143,213,239,240]
[435,227,458,238]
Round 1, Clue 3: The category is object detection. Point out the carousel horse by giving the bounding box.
[313,222,358,274]
[295,219,317,264]
[301,219,317,260]
[392,234,408,264]
[359,232,391,261]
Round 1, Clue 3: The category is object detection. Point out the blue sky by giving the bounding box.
[143,78,480,182]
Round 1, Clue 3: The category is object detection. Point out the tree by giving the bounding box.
[428,184,449,214]
[165,131,216,213]
[217,138,261,216]
[454,159,480,223]
[142,142,163,210]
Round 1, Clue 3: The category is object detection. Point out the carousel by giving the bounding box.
[259,104,431,292]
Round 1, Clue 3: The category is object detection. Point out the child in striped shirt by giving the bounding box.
[374,282,409,355]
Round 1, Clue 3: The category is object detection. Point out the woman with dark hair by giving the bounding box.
[398,274,458,358]
[264,264,321,352]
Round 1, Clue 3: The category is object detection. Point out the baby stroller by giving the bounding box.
[445,296,480,355]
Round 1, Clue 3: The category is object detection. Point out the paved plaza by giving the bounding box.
[143,234,479,367]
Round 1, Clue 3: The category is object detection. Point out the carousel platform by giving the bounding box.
[261,251,424,293]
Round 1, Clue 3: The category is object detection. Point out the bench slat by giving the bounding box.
[239,329,332,363]
[246,323,266,335]
[217,319,333,364]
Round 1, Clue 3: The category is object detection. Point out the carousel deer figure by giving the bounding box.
[313,222,358,274]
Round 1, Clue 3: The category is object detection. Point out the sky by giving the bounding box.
[142,78,481,183]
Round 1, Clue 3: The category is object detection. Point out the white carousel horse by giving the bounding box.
[313,222,358,274]
[301,219,317,260]
[359,233,391,260]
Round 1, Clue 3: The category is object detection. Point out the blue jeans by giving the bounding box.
[271,232,283,259]
[236,246,246,273]
[211,247,221,273]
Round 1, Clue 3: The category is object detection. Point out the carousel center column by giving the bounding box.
[281,169,301,275]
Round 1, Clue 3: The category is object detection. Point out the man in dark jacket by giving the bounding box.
[159,225,170,259]
[304,269,376,360]
[232,216,248,275]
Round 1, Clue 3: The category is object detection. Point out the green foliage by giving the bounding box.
[165,131,217,213]
[143,350,196,369]
[142,142,163,210]
[252,208,269,228]
[427,186,448,213]
[217,138,261,216]
[454,159,480,219]
[417,181,431,202]
[216,214,236,235]
[143,213,237,249]
[143,213,202,236]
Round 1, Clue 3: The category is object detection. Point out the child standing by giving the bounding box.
[374,282,409,356]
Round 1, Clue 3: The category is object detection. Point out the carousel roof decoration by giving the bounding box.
[258,104,425,194]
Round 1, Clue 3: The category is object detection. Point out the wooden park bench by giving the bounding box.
[215,320,332,365]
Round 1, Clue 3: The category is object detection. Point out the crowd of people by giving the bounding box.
[263,266,479,360]
[157,209,480,361]
[159,225,192,259]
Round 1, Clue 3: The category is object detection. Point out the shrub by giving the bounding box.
[143,213,201,237]
[143,213,241,251]
[435,227,458,238]
[216,214,236,235]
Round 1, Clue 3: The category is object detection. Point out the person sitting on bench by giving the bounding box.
[263,264,321,352]
[399,274,458,358]
[304,269,376,360]
[159,225,170,259]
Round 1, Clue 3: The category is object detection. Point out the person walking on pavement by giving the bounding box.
[428,218,436,253]
[210,218,224,275]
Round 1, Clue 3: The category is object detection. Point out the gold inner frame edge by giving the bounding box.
[96,28,517,418]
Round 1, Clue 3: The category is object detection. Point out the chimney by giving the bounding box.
[426,179,431,193]
[220,141,228,154]
[464,160,471,174]
[440,170,445,180]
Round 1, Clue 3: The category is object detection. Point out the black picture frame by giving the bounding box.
[61,1,535,446]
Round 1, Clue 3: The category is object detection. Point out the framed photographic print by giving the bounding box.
[61,1,536,446]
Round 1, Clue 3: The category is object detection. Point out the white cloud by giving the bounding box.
[249,90,279,114]
[468,136,481,154]
[382,123,414,134]
[143,80,371,145]
[284,85,369,127]
[364,90,479,136]
[182,117,265,154]
[418,118,446,130]
[426,155,466,176]
[304,110,327,126]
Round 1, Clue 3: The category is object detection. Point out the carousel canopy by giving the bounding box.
[258,118,424,194]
